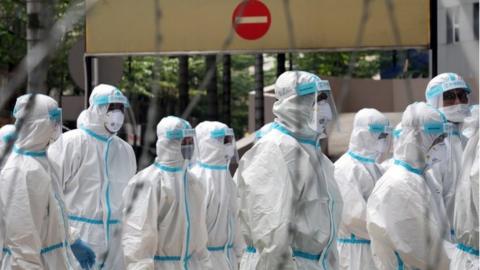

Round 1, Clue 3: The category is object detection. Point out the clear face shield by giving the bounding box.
[368,123,393,161]
[300,79,338,139]
[422,121,453,171]
[427,78,471,123]
[211,127,239,164]
[166,128,197,162]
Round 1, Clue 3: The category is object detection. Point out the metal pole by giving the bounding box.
[255,54,264,130]
[277,53,286,77]
[206,55,218,120]
[26,0,51,93]
[222,54,231,126]
[178,55,189,113]
[430,0,438,76]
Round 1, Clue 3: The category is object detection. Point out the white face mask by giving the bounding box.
[440,104,470,123]
[426,141,447,168]
[181,144,195,160]
[105,110,124,133]
[309,101,332,137]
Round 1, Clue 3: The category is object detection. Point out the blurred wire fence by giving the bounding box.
[0,0,466,269]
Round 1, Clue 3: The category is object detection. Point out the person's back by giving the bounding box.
[122,116,212,270]
[48,84,136,269]
[450,109,479,270]
[334,108,391,270]
[235,71,343,270]
[366,102,451,270]
[190,121,243,270]
[1,94,82,269]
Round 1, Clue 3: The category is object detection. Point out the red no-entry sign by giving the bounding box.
[232,0,271,40]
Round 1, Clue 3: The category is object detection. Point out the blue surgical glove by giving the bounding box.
[71,239,96,269]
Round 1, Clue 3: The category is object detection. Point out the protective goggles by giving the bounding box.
[165,128,196,140]
[368,123,393,134]
[426,79,471,100]
[442,89,469,103]
[296,79,331,96]
[211,128,235,144]
[91,90,130,108]
[422,121,453,135]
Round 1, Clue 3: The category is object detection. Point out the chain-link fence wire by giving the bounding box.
[0,0,457,269]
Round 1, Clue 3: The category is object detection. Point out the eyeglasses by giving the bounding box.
[443,89,468,103]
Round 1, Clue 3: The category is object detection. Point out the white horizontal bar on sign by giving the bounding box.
[235,16,268,24]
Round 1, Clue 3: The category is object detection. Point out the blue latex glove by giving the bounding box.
[71,239,96,269]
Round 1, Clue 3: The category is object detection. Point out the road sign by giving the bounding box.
[232,1,271,40]
[86,0,430,55]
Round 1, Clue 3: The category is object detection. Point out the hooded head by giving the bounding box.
[155,116,194,167]
[13,94,62,151]
[394,102,448,171]
[273,71,334,139]
[82,84,130,136]
[76,110,88,129]
[195,121,236,166]
[425,73,471,123]
[349,108,390,160]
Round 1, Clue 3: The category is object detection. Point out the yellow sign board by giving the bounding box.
[86,0,430,55]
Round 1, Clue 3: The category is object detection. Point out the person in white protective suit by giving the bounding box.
[380,122,402,172]
[234,71,343,270]
[450,107,479,269]
[0,124,16,167]
[0,94,96,269]
[461,104,478,139]
[48,84,137,269]
[76,110,87,129]
[0,124,16,266]
[424,72,471,241]
[190,121,244,270]
[334,108,391,270]
[122,116,213,270]
[254,122,273,143]
[366,102,453,270]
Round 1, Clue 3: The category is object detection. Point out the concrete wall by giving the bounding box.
[438,0,479,85]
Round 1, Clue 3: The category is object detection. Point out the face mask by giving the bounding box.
[105,110,124,133]
[309,101,332,137]
[181,144,194,160]
[225,143,235,160]
[426,142,447,168]
[440,104,470,123]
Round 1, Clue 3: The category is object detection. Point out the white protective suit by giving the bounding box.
[122,116,212,270]
[425,73,471,240]
[450,110,479,269]
[234,71,343,270]
[0,94,80,269]
[334,108,390,270]
[366,102,451,270]
[49,84,137,269]
[0,124,16,168]
[190,121,244,270]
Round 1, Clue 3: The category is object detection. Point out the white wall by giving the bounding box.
[438,0,479,85]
